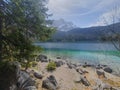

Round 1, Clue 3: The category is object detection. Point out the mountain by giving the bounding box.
[52,19,77,31]
[49,23,120,42]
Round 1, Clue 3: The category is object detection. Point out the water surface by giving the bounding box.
[35,42,120,74]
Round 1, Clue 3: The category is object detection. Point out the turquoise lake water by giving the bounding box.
[35,42,120,74]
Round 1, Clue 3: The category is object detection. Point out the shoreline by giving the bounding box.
[39,53,120,76]
[30,54,120,90]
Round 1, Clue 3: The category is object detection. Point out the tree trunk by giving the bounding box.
[0,17,2,61]
[25,61,29,71]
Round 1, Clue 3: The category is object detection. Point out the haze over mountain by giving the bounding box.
[49,23,120,42]
[52,19,77,31]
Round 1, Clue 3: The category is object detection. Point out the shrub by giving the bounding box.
[46,61,56,71]
[32,61,38,67]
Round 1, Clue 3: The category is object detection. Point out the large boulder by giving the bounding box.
[36,54,48,62]
[104,67,112,73]
[0,61,37,90]
[42,75,58,90]
[17,71,37,90]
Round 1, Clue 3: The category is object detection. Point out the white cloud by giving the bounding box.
[89,7,120,27]
[47,0,120,17]
[47,0,101,16]
[47,0,120,27]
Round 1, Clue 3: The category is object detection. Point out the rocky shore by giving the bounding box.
[27,54,120,90]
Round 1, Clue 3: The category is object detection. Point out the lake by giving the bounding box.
[35,42,120,74]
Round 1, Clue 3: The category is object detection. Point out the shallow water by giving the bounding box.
[35,42,120,74]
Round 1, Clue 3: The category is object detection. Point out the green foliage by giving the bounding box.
[0,0,55,88]
[0,0,55,62]
[21,61,32,68]
[32,61,38,67]
[46,61,56,71]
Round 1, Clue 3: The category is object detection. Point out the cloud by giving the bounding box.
[89,7,120,27]
[47,0,120,17]
[47,0,120,27]
[47,0,101,16]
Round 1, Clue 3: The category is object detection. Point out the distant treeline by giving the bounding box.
[48,23,120,42]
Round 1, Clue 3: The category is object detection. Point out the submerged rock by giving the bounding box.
[56,56,61,59]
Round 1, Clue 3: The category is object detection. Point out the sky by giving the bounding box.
[47,0,120,28]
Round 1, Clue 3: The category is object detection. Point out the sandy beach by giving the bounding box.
[30,57,120,90]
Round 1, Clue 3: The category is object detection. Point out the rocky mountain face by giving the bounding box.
[52,19,77,32]
[49,22,120,42]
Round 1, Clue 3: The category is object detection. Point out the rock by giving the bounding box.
[67,63,73,69]
[96,64,103,69]
[83,62,92,68]
[76,68,79,72]
[76,68,88,75]
[67,63,76,69]
[101,65,108,67]
[0,61,37,90]
[34,72,43,79]
[93,79,116,90]
[93,83,113,90]
[72,63,77,67]
[17,71,37,90]
[83,70,89,74]
[42,75,58,90]
[96,70,105,78]
[48,75,58,87]
[104,67,112,73]
[56,56,61,59]
[80,76,90,86]
[36,54,48,62]
[55,61,64,67]
[42,78,56,90]
[24,86,37,90]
